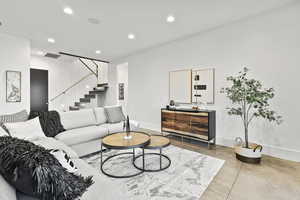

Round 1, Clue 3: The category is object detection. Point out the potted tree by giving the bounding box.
[221,68,282,164]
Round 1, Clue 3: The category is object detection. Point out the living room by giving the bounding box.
[0,1,299,200]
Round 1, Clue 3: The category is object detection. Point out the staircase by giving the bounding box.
[69,83,109,111]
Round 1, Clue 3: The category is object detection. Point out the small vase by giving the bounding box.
[123,116,132,140]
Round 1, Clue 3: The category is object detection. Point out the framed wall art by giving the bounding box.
[169,69,192,103]
[192,68,215,104]
[119,83,124,100]
[6,71,21,102]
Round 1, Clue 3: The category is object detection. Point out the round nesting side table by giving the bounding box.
[100,131,150,178]
[133,135,171,172]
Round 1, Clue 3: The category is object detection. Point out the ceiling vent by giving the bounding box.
[88,18,100,25]
[44,53,61,59]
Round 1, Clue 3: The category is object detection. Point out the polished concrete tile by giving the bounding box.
[141,129,300,200]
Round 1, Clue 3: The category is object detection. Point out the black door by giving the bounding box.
[30,68,49,112]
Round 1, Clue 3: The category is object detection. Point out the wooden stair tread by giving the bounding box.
[80,98,91,103]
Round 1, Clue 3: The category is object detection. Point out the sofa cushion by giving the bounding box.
[32,137,78,159]
[100,120,140,134]
[60,109,97,130]
[93,107,107,125]
[0,174,17,200]
[104,105,126,123]
[55,126,108,146]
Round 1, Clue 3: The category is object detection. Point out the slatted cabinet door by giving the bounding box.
[161,109,216,143]
[174,111,192,133]
[190,112,209,140]
[162,110,176,130]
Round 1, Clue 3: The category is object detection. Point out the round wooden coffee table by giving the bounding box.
[100,131,150,178]
[133,135,171,172]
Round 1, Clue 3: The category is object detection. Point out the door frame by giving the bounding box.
[30,67,49,112]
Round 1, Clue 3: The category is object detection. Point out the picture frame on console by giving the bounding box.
[6,70,21,103]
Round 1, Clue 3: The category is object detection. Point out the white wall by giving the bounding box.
[30,56,102,111]
[117,63,129,114]
[0,33,30,114]
[114,3,300,161]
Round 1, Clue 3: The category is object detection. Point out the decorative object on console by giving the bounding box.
[6,71,21,103]
[161,108,216,148]
[29,111,65,137]
[4,117,46,141]
[169,100,175,106]
[221,67,283,164]
[104,105,126,123]
[192,68,215,105]
[0,136,93,200]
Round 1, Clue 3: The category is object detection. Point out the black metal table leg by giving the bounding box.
[160,148,162,170]
[133,149,171,172]
[142,148,145,170]
[101,151,145,178]
[133,148,135,160]
[100,142,103,165]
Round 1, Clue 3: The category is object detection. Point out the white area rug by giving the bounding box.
[83,145,224,200]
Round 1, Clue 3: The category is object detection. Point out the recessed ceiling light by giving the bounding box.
[128,33,135,40]
[64,7,73,15]
[47,38,55,43]
[166,15,175,23]
[95,50,101,54]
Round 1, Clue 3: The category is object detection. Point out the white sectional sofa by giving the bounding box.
[57,107,140,157]
[0,107,140,200]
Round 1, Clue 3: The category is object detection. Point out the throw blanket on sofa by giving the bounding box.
[29,111,65,137]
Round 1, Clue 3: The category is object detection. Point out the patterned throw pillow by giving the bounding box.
[0,110,28,134]
[104,105,126,123]
[0,136,93,200]
[50,149,78,173]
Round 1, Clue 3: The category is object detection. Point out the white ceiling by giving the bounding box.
[0,0,296,61]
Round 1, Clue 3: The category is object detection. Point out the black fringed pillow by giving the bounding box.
[0,136,93,200]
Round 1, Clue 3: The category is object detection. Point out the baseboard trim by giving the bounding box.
[212,137,300,163]
[140,122,300,163]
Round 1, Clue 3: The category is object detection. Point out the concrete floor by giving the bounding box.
[142,129,300,200]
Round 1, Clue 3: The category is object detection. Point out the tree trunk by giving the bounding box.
[244,125,249,148]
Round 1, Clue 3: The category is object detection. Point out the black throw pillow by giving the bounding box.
[29,111,65,137]
[0,136,93,200]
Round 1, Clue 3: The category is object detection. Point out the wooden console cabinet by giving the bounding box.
[161,108,216,148]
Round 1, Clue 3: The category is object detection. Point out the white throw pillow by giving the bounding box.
[94,107,107,125]
[104,105,126,123]
[4,117,46,141]
[50,149,78,173]
[0,127,8,136]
